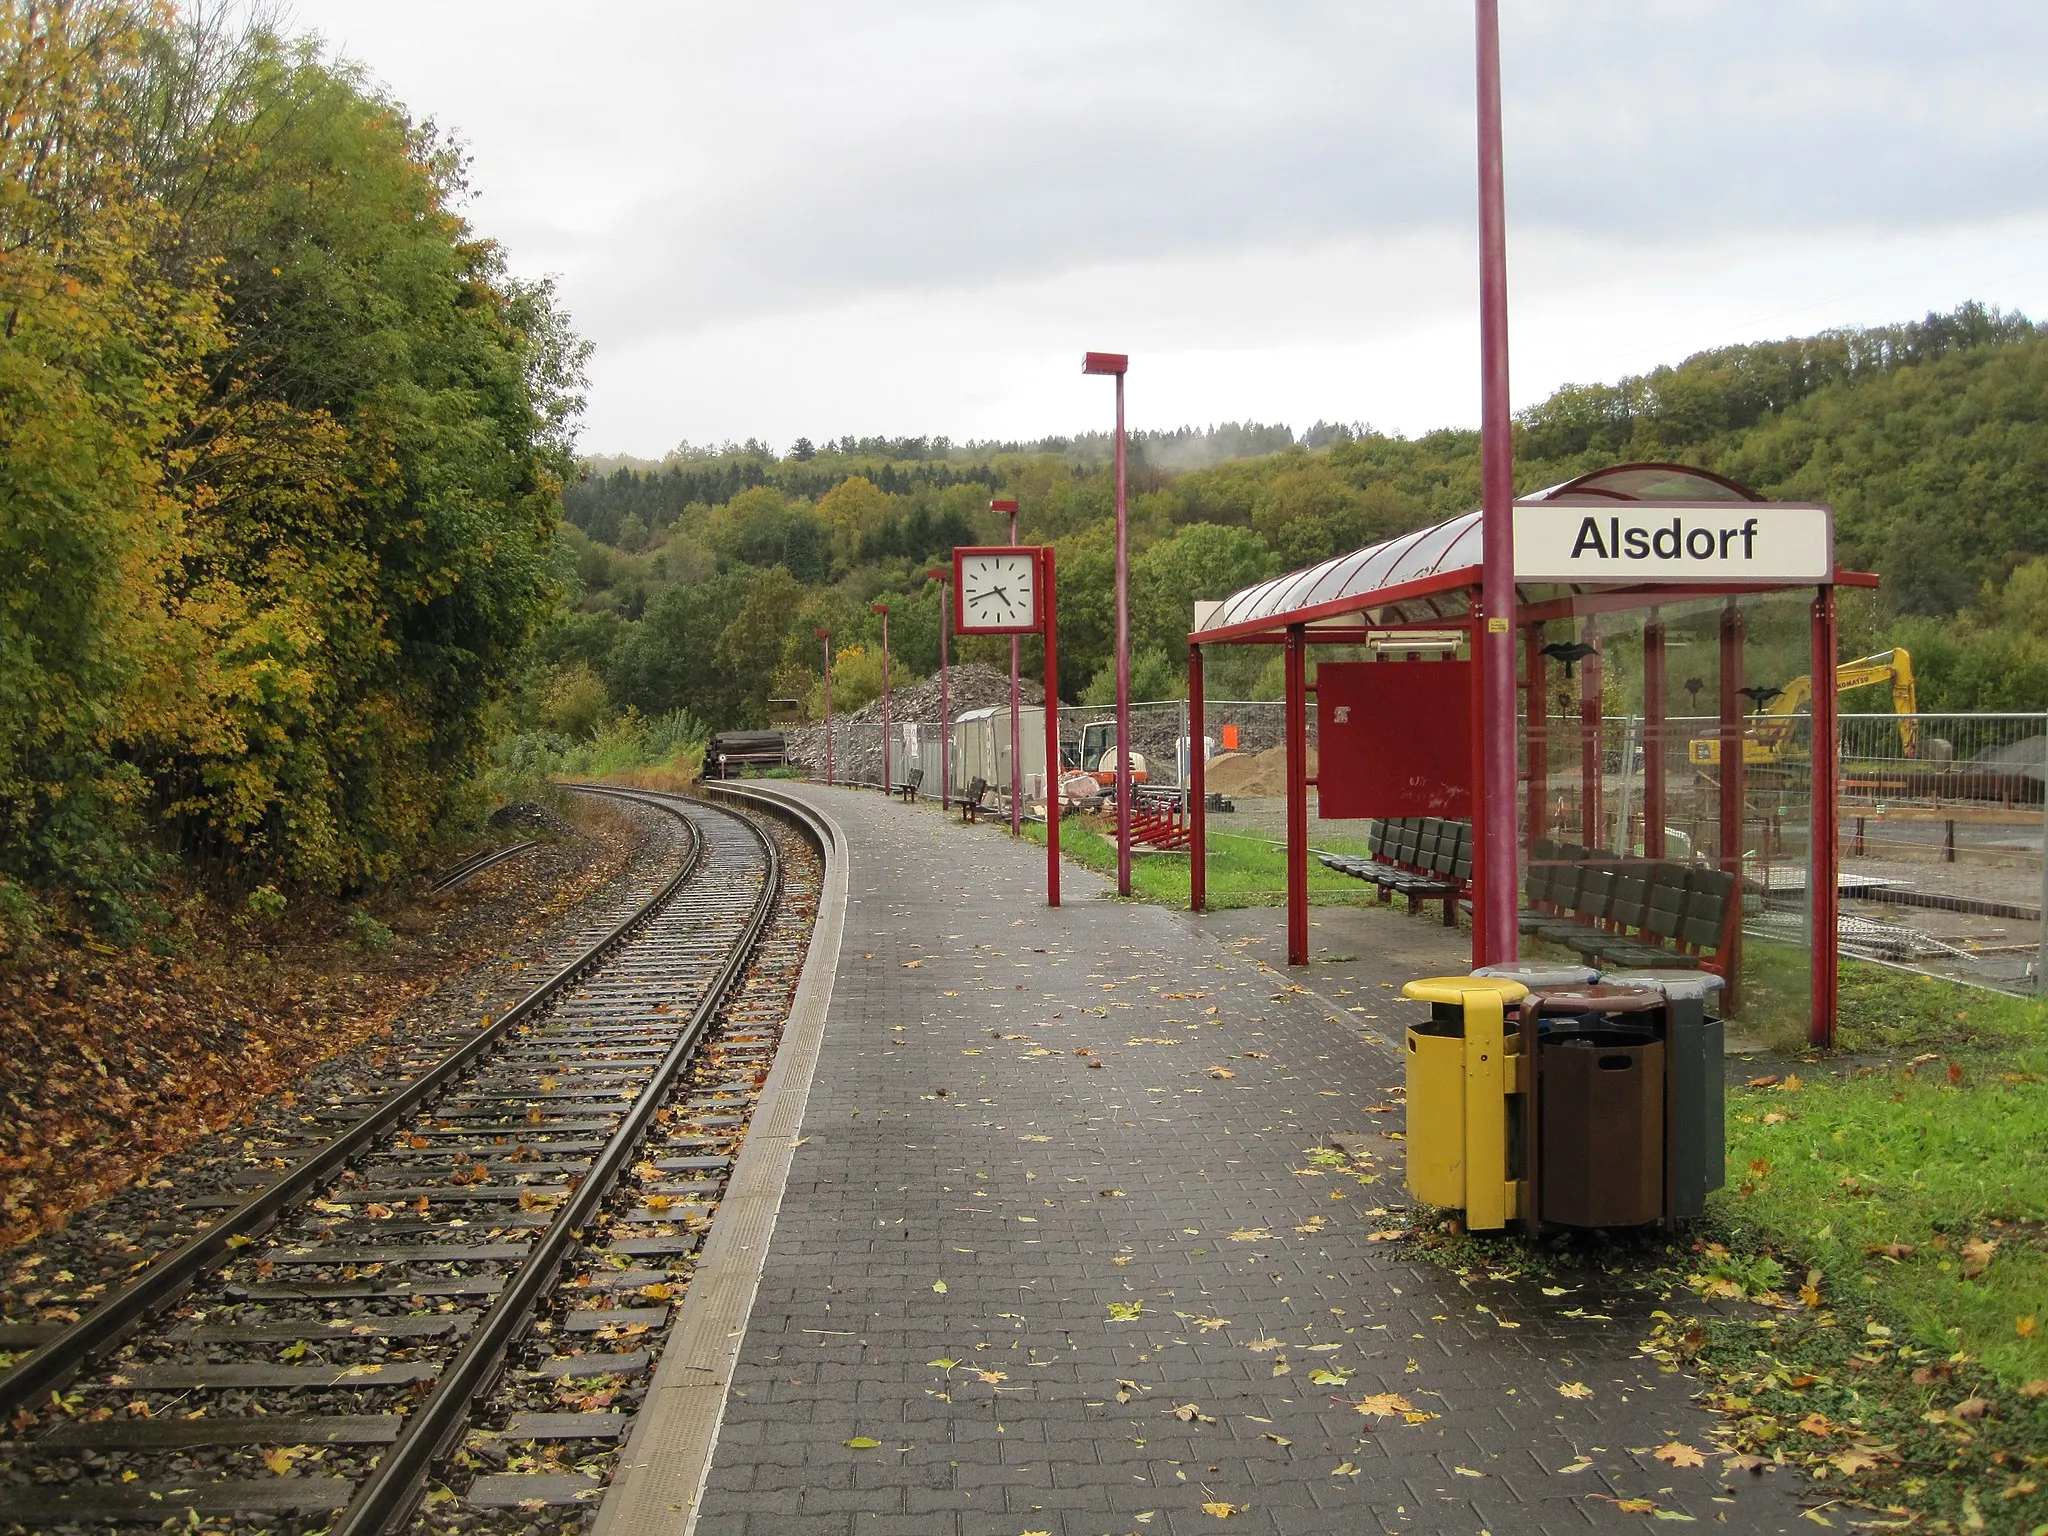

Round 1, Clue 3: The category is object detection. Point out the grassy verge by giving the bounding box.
[1023,816,1375,908]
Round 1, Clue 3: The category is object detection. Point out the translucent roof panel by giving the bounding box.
[1199,461,1768,637]
[1528,462,1762,504]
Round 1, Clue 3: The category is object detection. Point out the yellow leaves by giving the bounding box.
[1170,1402,1217,1425]
[2014,1314,2035,1339]
[1239,1338,1282,1353]
[1189,1315,1232,1332]
[259,1445,310,1475]
[1653,1441,1705,1468]
[1352,1392,1414,1418]
[931,1280,947,1294]
[1106,1301,1143,1321]
[1200,1501,1243,1518]
[1227,1228,1270,1242]
[1206,1065,1236,1079]
[1293,1216,1327,1233]
[843,1436,881,1450]
[974,1369,1006,1385]
[1330,1461,1360,1477]
[1958,1236,1998,1275]
[1556,1381,1594,1399]
[1306,1367,1351,1386]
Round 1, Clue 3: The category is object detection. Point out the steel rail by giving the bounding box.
[0,792,701,1422]
[331,789,781,1534]
[427,838,541,893]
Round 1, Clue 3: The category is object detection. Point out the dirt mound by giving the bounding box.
[1203,745,1314,796]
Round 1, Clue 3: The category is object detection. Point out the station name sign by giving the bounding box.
[1513,500,1832,584]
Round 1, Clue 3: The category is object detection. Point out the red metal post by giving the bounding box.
[927,569,952,811]
[1083,351,1133,895]
[1580,621,1604,849]
[1810,587,1839,1048]
[1285,623,1309,965]
[1113,371,1132,897]
[1042,548,1061,908]
[816,628,833,786]
[1523,622,1546,850]
[1189,642,1207,912]
[874,603,891,793]
[993,497,1023,836]
[1643,618,1666,857]
[1719,600,1745,1009]
[1475,0,1519,964]
[1469,616,1488,968]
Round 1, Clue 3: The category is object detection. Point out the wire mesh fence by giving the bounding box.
[788,698,2047,995]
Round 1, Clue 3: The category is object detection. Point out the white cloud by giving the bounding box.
[284,0,2048,453]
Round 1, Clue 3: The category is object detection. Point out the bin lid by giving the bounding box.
[1402,975,1530,1006]
[1600,970,1728,1003]
[1527,982,1664,1015]
[1471,962,1599,987]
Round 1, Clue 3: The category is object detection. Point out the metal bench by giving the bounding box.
[1316,816,1471,926]
[893,767,923,803]
[1520,841,1739,975]
[959,776,989,823]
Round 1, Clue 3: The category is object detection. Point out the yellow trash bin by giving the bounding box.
[1401,976,1528,1231]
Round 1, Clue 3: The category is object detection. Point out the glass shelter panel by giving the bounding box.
[1518,590,1816,1045]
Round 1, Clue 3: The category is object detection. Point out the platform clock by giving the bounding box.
[953,546,1041,634]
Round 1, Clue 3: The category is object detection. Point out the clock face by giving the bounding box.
[955,549,1039,633]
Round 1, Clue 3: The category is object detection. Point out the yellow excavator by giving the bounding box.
[1688,649,1917,767]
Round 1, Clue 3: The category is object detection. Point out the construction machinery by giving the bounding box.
[1688,649,1918,767]
[1078,719,1149,787]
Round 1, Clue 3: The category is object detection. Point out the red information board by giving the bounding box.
[1315,661,1472,819]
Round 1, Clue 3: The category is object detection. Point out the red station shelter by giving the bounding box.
[1186,462,1878,1048]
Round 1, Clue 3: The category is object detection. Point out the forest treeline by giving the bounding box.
[0,1,582,943]
[546,302,2048,748]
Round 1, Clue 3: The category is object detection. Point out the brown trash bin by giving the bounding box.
[1539,1028,1665,1227]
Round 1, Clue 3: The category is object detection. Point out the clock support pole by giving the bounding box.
[1042,547,1061,907]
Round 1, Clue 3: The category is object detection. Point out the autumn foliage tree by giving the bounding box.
[0,1,583,943]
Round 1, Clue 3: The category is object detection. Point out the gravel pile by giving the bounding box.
[784,663,1044,783]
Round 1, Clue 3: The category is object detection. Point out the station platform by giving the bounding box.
[604,783,1812,1536]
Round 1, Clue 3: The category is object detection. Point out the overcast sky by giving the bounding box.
[286,1,2048,457]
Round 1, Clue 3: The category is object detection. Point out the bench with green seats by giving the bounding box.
[1316,816,1472,926]
[1520,839,1739,974]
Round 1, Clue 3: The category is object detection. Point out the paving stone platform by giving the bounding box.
[692,784,1812,1535]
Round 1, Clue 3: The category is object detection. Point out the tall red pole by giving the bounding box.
[1475,0,1519,963]
[1189,642,1207,912]
[927,570,952,811]
[1084,352,1133,896]
[817,628,833,786]
[1043,549,1061,908]
[1718,601,1745,1012]
[1523,623,1546,849]
[1113,372,1132,897]
[1284,623,1309,965]
[1580,621,1604,849]
[1001,500,1023,835]
[1643,618,1667,857]
[1809,588,1839,1048]
[874,602,891,793]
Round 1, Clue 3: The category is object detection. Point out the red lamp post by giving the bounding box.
[926,568,952,811]
[1474,2,1518,963]
[1082,350,1132,897]
[991,498,1022,835]
[872,602,891,794]
[815,627,833,786]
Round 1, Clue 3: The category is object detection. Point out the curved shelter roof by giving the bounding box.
[1194,461,1840,642]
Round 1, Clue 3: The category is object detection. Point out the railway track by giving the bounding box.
[426,839,542,895]
[0,787,820,1533]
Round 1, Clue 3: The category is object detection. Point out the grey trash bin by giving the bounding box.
[1602,970,1727,1220]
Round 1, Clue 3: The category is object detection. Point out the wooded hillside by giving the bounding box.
[546,303,2048,745]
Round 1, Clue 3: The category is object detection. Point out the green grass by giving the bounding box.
[1023,817,1377,908]
[1718,982,2048,1393]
